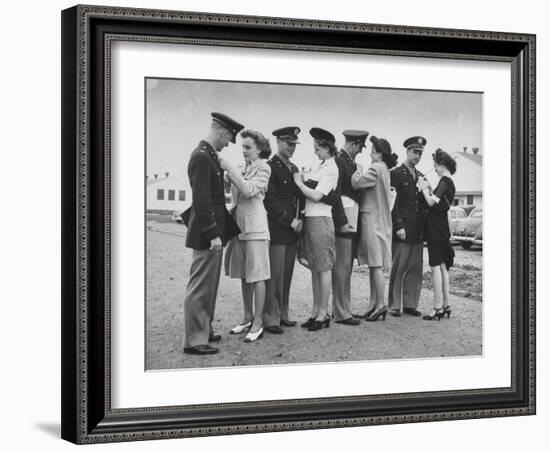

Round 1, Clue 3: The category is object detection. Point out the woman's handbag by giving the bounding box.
[296,232,310,269]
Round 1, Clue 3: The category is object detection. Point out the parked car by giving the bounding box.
[172,210,184,223]
[460,204,477,217]
[448,206,468,237]
[452,207,483,249]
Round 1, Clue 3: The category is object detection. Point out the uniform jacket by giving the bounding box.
[390,163,427,244]
[264,154,304,245]
[332,149,361,235]
[185,141,235,250]
[230,159,271,241]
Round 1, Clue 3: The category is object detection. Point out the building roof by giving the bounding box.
[146,175,186,187]
[453,152,482,166]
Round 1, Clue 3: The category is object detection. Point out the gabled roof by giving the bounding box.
[146,177,164,187]
[146,176,186,187]
[453,152,482,166]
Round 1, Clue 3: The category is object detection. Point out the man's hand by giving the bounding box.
[339,223,354,234]
[291,218,303,233]
[209,237,223,252]
[396,228,406,241]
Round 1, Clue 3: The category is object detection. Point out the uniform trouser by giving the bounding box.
[263,243,297,327]
[183,248,223,348]
[388,241,423,311]
[331,236,355,321]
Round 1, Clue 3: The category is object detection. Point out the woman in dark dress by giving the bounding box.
[417,149,457,320]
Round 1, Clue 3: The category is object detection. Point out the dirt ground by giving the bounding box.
[145,220,482,370]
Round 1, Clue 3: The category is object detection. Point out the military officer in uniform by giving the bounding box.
[331,130,369,325]
[388,136,428,317]
[262,126,304,334]
[183,112,244,355]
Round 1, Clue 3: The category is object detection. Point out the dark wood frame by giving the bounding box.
[61,4,536,444]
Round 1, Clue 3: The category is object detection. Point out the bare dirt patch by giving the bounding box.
[145,221,483,370]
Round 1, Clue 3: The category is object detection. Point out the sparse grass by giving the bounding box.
[147,212,177,224]
[422,263,482,302]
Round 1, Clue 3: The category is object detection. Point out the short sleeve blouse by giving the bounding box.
[431,176,455,213]
[304,157,339,217]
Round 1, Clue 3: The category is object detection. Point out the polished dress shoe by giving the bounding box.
[264,325,284,334]
[334,317,361,326]
[208,333,222,343]
[389,309,401,317]
[183,345,219,355]
[403,308,422,317]
[244,327,264,343]
[229,321,252,334]
[280,319,297,327]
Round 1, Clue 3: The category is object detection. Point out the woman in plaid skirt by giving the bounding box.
[293,128,340,332]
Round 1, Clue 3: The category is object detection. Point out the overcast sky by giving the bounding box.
[146,78,482,184]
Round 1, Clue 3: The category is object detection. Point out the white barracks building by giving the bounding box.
[451,147,483,207]
[146,172,190,213]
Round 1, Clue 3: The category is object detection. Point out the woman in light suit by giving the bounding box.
[220,130,272,342]
[351,136,398,321]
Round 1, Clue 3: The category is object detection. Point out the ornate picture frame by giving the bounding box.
[61,4,535,444]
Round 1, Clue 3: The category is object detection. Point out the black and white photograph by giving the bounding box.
[145,77,483,369]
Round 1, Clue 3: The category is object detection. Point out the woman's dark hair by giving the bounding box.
[371,136,398,169]
[314,139,338,156]
[240,129,272,159]
[433,148,457,175]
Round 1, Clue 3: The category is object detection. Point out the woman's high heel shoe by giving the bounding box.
[366,306,388,321]
[229,321,252,334]
[244,327,264,342]
[361,306,376,320]
[422,308,445,321]
[301,317,316,328]
[443,306,452,319]
[308,315,330,332]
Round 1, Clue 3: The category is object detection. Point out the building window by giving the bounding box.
[168,190,175,201]
[179,190,186,201]
[157,189,164,200]
[467,195,474,205]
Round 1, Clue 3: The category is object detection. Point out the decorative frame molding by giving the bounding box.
[61,4,536,444]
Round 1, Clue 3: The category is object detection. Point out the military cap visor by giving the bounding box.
[273,126,301,144]
[211,112,245,143]
[343,129,369,146]
[403,136,427,150]
[310,127,336,144]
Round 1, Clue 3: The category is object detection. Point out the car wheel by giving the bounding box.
[461,242,473,250]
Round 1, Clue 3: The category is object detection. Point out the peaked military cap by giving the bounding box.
[272,126,301,144]
[310,127,335,144]
[211,112,244,143]
[343,129,369,145]
[403,136,427,151]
